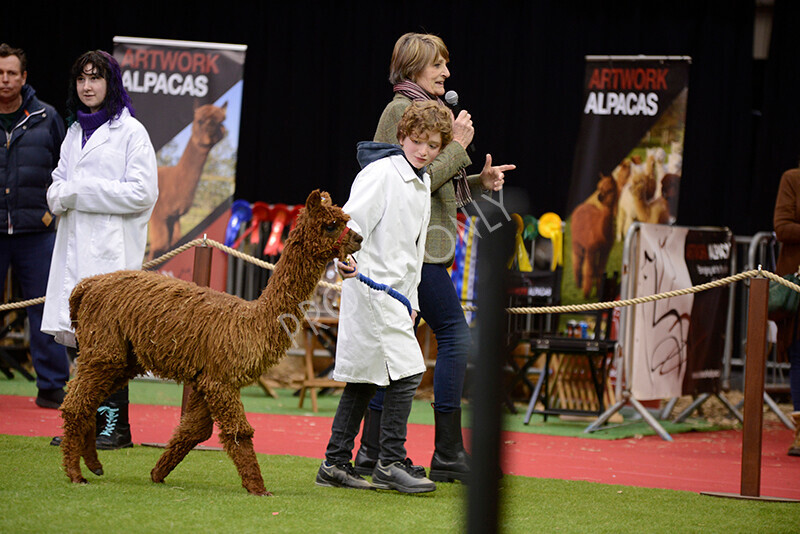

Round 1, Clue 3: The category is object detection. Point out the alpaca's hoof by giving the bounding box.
[86,460,104,476]
[66,469,87,485]
[151,470,165,484]
[243,480,270,496]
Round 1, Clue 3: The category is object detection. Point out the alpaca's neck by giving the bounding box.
[257,238,327,321]
[175,139,212,188]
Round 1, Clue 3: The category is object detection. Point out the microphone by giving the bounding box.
[444,90,475,153]
[444,90,460,111]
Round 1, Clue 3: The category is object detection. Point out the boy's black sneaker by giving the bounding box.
[372,458,436,493]
[356,453,426,478]
[316,461,375,490]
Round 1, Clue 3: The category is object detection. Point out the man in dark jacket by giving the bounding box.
[0,43,68,408]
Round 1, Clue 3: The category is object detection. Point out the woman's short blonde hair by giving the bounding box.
[389,32,449,85]
[397,101,453,148]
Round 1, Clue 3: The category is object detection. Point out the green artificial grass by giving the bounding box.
[1,434,796,534]
[0,374,724,440]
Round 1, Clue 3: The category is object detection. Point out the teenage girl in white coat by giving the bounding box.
[42,50,158,450]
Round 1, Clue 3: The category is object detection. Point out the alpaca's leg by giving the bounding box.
[61,374,108,483]
[203,382,270,496]
[616,208,625,242]
[572,246,584,291]
[595,250,611,298]
[167,217,181,250]
[148,218,168,261]
[589,255,601,299]
[61,351,131,483]
[581,254,594,299]
[151,387,214,483]
[80,423,103,476]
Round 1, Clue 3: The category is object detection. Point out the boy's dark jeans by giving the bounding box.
[326,372,423,464]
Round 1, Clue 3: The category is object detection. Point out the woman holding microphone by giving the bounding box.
[354,32,515,483]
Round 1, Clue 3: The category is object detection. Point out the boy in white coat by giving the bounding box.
[316,101,452,493]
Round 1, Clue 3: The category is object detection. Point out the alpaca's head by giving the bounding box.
[596,174,618,209]
[612,158,631,190]
[661,173,680,200]
[630,169,656,200]
[192,101,227,149]
[286,190,362,262]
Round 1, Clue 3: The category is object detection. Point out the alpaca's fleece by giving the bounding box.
[71,270,272,387]
[570,175,618,299]
[59,189,362,496]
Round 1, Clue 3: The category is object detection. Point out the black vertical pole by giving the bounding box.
[468,190,524,534]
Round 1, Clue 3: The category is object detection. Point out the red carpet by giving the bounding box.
[2,394,798,499]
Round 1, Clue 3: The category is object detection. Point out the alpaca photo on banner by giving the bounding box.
[113,36,246,286]
[148,100,229,260]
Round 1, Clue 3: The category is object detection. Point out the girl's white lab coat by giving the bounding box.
[41,108,158,347]
[333,154,430,385]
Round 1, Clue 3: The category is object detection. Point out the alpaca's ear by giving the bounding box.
[221,101,228,111]
[306,190,322,211]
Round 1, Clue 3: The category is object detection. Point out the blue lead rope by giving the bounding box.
[340,259,413,316]
[355,273,413,316]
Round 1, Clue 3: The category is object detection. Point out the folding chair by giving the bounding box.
[504,267,562,413]
[522,273,619,423]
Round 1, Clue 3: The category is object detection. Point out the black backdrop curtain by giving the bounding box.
[752,0,800,233]
[2,0,793,236]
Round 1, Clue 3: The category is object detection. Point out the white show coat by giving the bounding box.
[333,154,431,385]
[41,108,158,347]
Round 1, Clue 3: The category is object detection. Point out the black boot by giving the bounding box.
[429,408,470,483]
[50,388,133,448]
[95,387,133,450]
[354,408,382,476]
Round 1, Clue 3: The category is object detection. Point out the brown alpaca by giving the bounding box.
[148,102,228,260]
[633,172,680,224]
[59,190,362,496]
[616,153,656,241]
[611,158,631,192]
[570,174,619,299]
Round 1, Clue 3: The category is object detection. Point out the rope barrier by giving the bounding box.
[0,296,45,312]
[177,237,342,291]
[2,238,795,317]
[507,268,767,315]
[140,238,210,271]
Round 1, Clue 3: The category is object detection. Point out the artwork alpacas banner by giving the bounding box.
[113,36,247,289]
[629,224,730,401]
[564,56,690,309]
